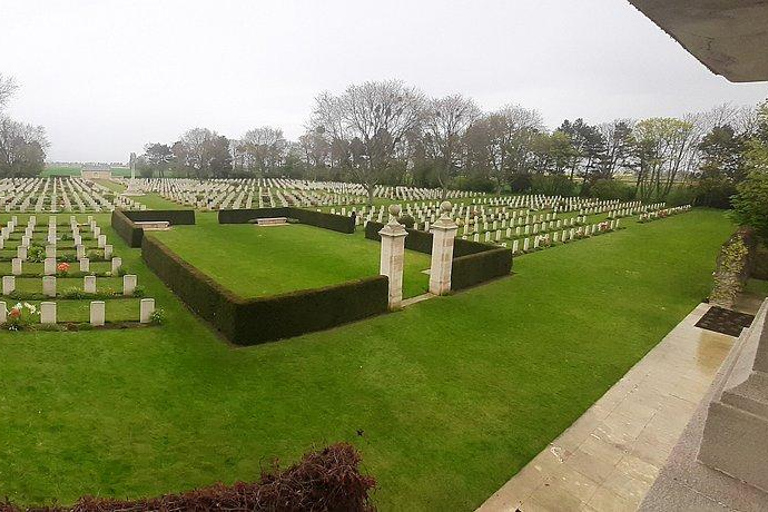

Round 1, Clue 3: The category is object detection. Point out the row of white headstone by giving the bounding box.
[0,298,155,326]
[1,274,138,297]
[128,177,476,210]
[0,178,145,212]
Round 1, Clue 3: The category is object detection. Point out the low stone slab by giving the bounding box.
[255,217,288,227]
[134,221,170,231]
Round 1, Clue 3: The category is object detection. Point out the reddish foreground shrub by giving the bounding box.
[2,442,376,512]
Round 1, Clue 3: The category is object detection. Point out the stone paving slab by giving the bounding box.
[477,303,736,512]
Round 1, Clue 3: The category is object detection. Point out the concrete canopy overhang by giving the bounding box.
[628,0,768,82]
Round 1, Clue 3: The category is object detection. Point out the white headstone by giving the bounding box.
[111,257,122,274]
[123,274,137,295]
[2,276,15,295]
[90,301,105,326]
[11,258,22,276]
[44,257,56,276]
[40,302,56,324]
[84,275,96,294]
[140,298,155,324]
[79,258,90,272]
[42,276,56,297]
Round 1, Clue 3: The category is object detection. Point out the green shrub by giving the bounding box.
[150,307,166,325]
[588,179,636,201]
[666,186,697,207]
[530,174,576,196]
[732,171,768,241]
[397,215,415,228]
[27,245,45,263]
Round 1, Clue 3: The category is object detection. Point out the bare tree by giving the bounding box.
[421,94,480,199]
[467,105,544,193]
[0,74,18,113]
[310,80,426,205]
[0,117,49,177]
[597,119,635,178]
[239,126,287,176]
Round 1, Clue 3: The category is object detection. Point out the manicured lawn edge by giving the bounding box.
[141,234,389,345]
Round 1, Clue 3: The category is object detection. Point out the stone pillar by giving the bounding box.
[429,201,458,296]
[40,302,56,324]
[123,274,137,295]
[84,275,96,294]
[42,276,56,297]
[90,301,105,326]
[111,257,122,274]
[378,205,408,310]
[80,258,90,272]
[140,298,155,324]
[2,276,14,295]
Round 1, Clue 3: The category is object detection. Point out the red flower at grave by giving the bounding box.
[9,307,20,319]
[57,262,70,273]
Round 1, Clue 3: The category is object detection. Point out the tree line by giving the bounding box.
[136,80,766,207]
[0,74,49,177]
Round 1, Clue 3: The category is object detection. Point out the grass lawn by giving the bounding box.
[132,193,188,210]
[42,167,132,177]
[0,209,734,510]
[150,217,431,298]
[94,179,126,193]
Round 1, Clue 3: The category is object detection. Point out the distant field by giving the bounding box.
[42,167,132,177]
[41,166,81,177]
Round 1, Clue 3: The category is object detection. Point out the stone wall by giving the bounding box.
[699,297,768,492]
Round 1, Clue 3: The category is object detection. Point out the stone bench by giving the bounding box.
[256,217,288,227]
[134,221,170,231]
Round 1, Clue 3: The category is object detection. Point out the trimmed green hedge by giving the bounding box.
[142,235,388,345]
[234,277,388,344]
[111,210,143,248]
[142,234,239,339]
[218,208,289,224]
[112,209,197,248]
[451,248,514,291]
[219,208,355,234]
[365,220,513,290]
[365,220,496,258]
[123,210,196,225]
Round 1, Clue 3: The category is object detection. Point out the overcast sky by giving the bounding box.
[1,0,766,163]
